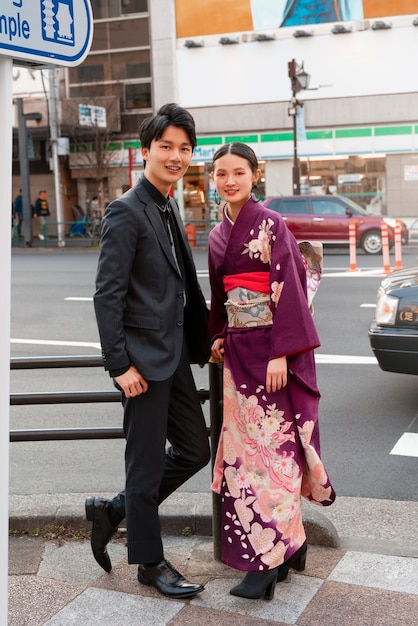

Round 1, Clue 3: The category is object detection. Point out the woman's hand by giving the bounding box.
[115,365,148,398]
[266,356,287,392]
[211,337,225,361]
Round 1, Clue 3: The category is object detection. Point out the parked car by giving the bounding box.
[264,195,409,254]
[369,266,418,375]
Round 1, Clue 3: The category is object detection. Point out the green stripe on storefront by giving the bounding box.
[306,130,333,140]
[124,141,141,149]
[196,124,416,147]
[225,135,258,143]
[104,142,123,151]
[197,136,223,145]
[374,126,412,136]
[335,128,371,138]
[261,133,293,142]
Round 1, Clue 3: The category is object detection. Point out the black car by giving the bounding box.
[369,266,418,375]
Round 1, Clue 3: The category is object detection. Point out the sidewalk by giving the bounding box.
[8,493,418,625]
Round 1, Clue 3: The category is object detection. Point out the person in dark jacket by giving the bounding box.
[33,190,50,240]
[87,103,211,599]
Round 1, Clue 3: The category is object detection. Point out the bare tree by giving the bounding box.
[60,94,121,214]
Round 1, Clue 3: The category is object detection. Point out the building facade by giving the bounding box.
[12,0,418,239]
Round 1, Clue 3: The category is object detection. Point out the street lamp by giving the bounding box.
[288,59,310,195]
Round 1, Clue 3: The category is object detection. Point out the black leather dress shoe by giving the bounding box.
[137,559,204,598]
[85,497,117,573]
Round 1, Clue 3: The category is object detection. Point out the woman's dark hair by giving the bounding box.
[212,142,259,174]
[139,103,197,151]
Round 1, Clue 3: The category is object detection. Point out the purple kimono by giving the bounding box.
[208,197,335,572]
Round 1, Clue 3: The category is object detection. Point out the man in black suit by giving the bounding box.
[87,103,211,598]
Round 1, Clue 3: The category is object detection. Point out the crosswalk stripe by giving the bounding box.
[390,433,418,457]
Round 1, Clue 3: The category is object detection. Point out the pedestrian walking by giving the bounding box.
[13,189,23,238]
[33,190,50,240]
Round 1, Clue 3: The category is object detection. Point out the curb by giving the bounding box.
[8,492,340,549]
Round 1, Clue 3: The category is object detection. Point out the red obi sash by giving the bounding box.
[223,271,270,294]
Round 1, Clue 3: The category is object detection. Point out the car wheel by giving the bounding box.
[361,230,382,254]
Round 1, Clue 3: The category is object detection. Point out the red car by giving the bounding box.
[264,195,409,255]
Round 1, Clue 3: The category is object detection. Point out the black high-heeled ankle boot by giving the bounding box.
[276,541,307,582]
[230,567,279,600]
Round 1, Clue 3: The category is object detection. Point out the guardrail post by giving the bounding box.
[394,219,403,270]
[381,222,391,274]
[347,222,357,272]
[209,359,223,562]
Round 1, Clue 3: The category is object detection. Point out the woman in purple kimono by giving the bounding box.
[208,143,335,601]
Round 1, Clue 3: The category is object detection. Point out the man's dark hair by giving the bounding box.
[139,103,197,151]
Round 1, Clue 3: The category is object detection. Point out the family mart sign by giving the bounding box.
[0,0,93,67]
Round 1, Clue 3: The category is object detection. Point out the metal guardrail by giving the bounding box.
[10,354,224,554]
[12,220,102,247]
[12,219,217,248]
[9,355,215,443]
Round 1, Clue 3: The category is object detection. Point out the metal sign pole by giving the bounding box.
[49,68,66,247]
[0,54,13,626]
[1,4,93,619]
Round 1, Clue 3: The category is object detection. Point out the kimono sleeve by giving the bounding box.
[268,217,320,361]
[208,233,228,340]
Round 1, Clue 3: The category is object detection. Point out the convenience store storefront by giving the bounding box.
[187,122,418,223]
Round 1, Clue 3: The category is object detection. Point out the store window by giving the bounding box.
[70,83,123,99]
[121,0,148,15]
[300,155,386,214]
[69,54,109,84]
[90,22,107,51]
[111,50,150,80]
[109,19,149,48]
[75,63,105,83]
[91,0,147,19]
[125,83,152,110]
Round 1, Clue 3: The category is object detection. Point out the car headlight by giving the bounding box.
[375,294,399,325]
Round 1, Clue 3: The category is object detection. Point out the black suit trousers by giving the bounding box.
[113,339,210,564]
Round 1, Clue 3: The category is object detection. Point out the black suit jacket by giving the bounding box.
[94,178,210,381]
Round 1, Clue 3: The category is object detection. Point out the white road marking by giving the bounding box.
[360,304,376,308]
[390,433,418,457]
[322,269,388,278]
[315,354,377,365]
[65,297,93,301]
[11,338,101,350]
[10,339,377,365]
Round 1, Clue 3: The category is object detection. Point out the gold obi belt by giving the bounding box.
[225,287,272,328]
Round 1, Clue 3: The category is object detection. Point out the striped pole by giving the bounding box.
[381,222,391,274]
[347,222,357,271]
[394,219,403,270]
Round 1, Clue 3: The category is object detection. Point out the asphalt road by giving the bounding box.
[8,243,418,502]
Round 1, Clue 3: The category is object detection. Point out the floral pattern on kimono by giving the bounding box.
[208,198,335,572]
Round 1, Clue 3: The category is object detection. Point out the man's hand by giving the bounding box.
[211,337,224,361]
[115,365,148,398]
[266,356,287,393]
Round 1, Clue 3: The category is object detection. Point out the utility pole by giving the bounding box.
[49,69,65,247]
[17,98,41,247]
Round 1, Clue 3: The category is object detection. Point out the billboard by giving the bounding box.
[175,0,418,37]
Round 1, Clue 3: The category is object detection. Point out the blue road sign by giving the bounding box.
[0,0,93,67]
